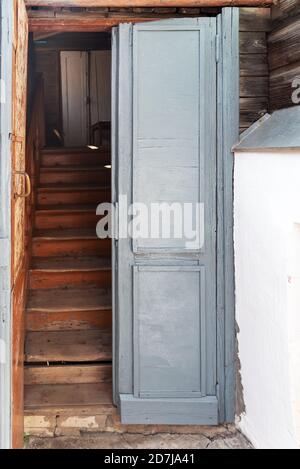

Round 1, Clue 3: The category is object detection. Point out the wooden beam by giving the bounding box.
[29,15,165,32]
[25,0,276,7]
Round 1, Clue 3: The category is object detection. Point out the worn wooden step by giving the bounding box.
[29,257,112,290]
[25,364,112,386]
[25,330,112,363]
[41,148,111,167]
[32,229,111,257]
[39,166,111,186]
[24,383,112,409]
[37,186,111,206]
[35,205,101,230]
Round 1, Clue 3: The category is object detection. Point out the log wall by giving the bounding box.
[269,0,300,111]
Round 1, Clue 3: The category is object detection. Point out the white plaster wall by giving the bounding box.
[234,151,300,449]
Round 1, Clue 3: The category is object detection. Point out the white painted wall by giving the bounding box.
[234,150,300,449]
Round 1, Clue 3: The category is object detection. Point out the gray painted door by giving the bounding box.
[113,18,219,425]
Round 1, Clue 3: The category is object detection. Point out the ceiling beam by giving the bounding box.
[25,1,275,8]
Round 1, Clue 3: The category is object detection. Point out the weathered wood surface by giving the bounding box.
[11,0,29,450]
[25,330,112,362]
[269,3,300,111]
[24,383,112,408]
[240,7,271,131]
[25,0,275,7]
[25,364,112,385]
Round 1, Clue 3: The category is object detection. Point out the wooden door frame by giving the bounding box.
[0,5,238,449]
[0,0,14,450]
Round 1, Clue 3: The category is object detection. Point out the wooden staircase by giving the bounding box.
[24,147,113,414]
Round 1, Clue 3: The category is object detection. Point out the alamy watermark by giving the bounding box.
[292,77,300,104]
[96,195,205,250]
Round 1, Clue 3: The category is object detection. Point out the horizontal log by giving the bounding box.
[240,31,267,53]
[239,7,271,31]
[240,53,268,76]
[25,1,275,7]
[240,75,268,96]
[29,15,162,31]
[240,96,268,126]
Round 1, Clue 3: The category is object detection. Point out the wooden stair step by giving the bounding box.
[41,148,110,167]
[41,146,110,154]
[25,330,112,363]
[37,186,111,206]
[32,229,111,257]
[25,364,112,386]
[31,257,111,270]
[24,383,112,409]
[29,257,112,289]
[27,288,112,312]
[35,205,101,230]
[39,166,111,185]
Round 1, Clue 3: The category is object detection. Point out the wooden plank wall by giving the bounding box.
[240,7,271,132]
[30,7,272,142]
[269,0,300,111]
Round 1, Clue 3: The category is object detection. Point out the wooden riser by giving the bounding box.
[40,168,111,186]
[26,309,112,332]
[35,210,100,230]
[25,330,112,363]
[29,269,112,290]
[25,364,112,386]
[33,237,111,257]
[37,188,111,206]
[41,152,111,168]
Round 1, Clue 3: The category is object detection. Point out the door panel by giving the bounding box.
[61,51,88,147]
[134,266,206,398]
[113,18,218,425]
[11,0,28,449]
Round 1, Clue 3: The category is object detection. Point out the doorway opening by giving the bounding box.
[24,33,113,415]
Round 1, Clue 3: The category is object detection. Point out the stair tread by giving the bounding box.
[42,146,110,154]
[31,257,111,271]
[25,364,112,385]
[38,185,110,192]
[34,228,98,240]
[40,166,109,172]
[36,204,98,212]
[27,288,112,312]
[25,330,112,363]
[24,383,113,409]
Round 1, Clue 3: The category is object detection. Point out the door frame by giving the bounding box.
[0,0,14,450]
[0,5,239,449]
[112,8,239,424]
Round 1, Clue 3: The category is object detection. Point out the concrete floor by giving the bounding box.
[26,427,252,449]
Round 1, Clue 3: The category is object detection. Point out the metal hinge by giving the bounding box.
[215,34,221,64]
[9,133,24,144]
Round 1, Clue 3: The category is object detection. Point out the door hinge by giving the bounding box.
[9,133,24,144]
[215,34,221,64]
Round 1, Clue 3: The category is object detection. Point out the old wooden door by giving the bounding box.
[112,18,219,424]
[11,0,28,449]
